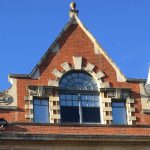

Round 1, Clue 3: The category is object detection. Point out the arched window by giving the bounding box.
[59,71,101,124]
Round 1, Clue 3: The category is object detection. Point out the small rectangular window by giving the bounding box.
[33,99,49,123]
[112,100,127,124]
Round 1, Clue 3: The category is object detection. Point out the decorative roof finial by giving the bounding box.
[70,2,76,10]
[69,2,79,18]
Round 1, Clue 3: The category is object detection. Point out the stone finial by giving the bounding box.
[69,2,79,18]
[70,2,76,10]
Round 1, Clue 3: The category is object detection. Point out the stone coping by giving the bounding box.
[0,132,150,143]
[7,122,150,128]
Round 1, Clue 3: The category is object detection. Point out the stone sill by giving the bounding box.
[0,106,18,111]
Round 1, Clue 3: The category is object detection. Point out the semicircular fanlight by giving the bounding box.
[59,72,98,91]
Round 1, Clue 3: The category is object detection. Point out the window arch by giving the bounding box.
[60,72,98,91]
[59,71,101,124]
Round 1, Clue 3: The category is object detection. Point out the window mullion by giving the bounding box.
[78,94,83,124]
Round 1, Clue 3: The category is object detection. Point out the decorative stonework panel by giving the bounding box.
[0,79,17,110]
[126,98,136,125]
[139,83,150,113]
[0,94,13,106]
[24,95,34,122]
[49,91,60,123]
[101,93,112,125]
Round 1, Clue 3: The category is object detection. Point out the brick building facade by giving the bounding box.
[0,3,150,150]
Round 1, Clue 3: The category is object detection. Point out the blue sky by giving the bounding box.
[0,0,150,91]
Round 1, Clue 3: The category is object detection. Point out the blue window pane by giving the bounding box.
[87,86,92,90]
[82,101,88,107]
[41,100,48,105]
[74,78,78,82]
[78,73,85,78]
[34,105,49,123]
[84,75,91,81]
[60,94,65,100]
[87,95,94,101]
[60,101,66,106]
[61,78,68,83]
[93,85,98,90]
[66,74,72,80]
[112,102,127,124]
[60,83,65,88]
[94,96,99,101]
[94,101,100,107]
[67,101,72,106]
[72,73,78,78]
[112,102,125,107]
[88,101,94,107]
[73,95,78,100]
[34,99,40,105]
[73,101,79,106]
[81,95,87,100]
[66,95,72,100]
[79,78,84,83]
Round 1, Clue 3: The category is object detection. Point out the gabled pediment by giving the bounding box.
[9,15,126,82]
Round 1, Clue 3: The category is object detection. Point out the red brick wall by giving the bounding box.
[2,123,150,136]
[0,24,149,127]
